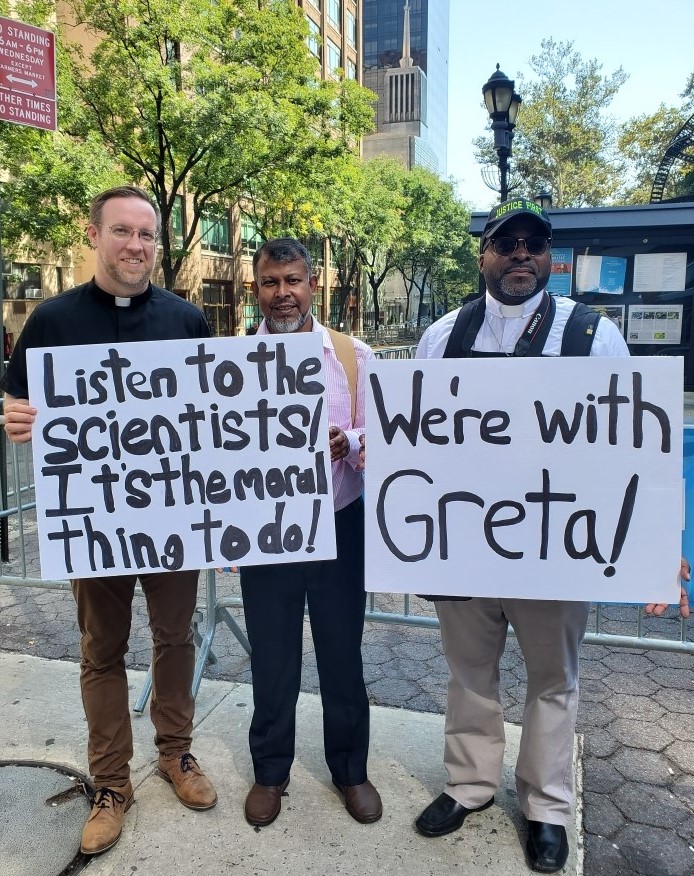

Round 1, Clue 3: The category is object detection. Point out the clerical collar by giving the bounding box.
[485,289,543,319]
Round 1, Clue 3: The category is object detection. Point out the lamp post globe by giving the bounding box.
[482,65,522,201]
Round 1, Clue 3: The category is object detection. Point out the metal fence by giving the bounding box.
[1,416,691,711]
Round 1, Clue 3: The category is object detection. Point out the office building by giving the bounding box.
[362,0,449,174]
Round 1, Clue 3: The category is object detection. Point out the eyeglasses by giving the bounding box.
[98,224,159,245]
[485,236,551,257]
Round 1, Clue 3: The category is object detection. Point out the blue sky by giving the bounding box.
[447,0,694,210]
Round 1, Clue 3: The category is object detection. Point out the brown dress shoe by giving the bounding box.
[157,752,218,810]
[244,778,290,826]
[80,781,134,855]
[333,779,383,824]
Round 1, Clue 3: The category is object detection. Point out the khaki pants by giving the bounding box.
[437,597,590,825]
[72,570,199,787]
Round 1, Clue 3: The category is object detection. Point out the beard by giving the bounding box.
[484,266,548,307]
[102,260,151,295]
[496,272,539,304]
[266,309,310,334]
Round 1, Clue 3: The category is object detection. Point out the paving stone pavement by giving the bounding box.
[1,513,693,876]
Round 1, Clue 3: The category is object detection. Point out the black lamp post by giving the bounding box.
[482,64,522,201]
[534,189,553,210]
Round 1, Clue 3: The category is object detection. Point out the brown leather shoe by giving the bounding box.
[333,779,382,824]
[157,752,218,810]
[80,781,134,855]
[244,778,290,826]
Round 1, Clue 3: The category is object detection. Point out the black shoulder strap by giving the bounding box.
[442,297,486,359]
[560,302,601,356]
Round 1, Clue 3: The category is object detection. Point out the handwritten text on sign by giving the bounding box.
[27,335,336,579]
[364,357,683,603]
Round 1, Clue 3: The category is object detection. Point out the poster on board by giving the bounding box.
[547,247,573,296]
[364,357,682,604]
[627,305,683,345]
[576,255,627,295]
[27,334,336,579]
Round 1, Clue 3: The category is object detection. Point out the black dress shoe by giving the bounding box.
[414,792,494,837]
[526,821,569,873]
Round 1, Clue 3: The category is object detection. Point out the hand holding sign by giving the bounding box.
[364,356,683,604]
[27,334,337,579]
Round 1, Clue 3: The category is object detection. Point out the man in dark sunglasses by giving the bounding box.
[415,198,689,870]
[413,197,631,873]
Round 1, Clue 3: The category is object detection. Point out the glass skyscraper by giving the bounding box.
[362,0,449,174]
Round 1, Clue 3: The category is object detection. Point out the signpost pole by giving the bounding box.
[0,204,8,561]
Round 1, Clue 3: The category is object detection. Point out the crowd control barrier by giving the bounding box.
[1,409,691,711]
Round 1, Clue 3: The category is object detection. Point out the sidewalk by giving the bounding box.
[0,652,581,876]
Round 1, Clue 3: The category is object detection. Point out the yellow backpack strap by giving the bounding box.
[327,327,357,428]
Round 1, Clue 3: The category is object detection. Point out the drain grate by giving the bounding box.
[0,761,93,876]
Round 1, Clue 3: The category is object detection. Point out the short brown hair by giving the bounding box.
[89,185,161,232]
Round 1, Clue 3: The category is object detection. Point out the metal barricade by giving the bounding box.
[373,346,418,360]
[1,435,691,716]
[0,439,250,710]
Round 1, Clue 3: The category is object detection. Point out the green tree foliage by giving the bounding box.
[61,0,375,288]
[618,104,693,204]
[475,39,627,207]
[321,156,407,329]
[0,1,119,257]
[392,168,477,324]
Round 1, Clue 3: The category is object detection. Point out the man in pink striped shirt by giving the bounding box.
[240,238,382,829]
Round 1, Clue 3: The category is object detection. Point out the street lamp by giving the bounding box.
[482,64,522,201]
[534,190,553,210]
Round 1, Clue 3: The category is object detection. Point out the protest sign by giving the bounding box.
[364,357,683,603]
[27,334,336,579]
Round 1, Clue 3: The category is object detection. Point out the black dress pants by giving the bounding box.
[240,497,369,786]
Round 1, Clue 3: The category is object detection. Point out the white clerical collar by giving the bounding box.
[114,296,132,307]
[485,289,543,319]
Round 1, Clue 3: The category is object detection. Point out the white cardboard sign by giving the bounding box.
[365,357,683,603]
[27,334,336,579]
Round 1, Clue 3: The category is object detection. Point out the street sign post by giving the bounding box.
[0,16,56,131]
[0,16,57,555]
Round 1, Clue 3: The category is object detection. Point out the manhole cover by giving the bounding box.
[0,761,93,876]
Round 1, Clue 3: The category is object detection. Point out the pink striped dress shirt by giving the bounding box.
[256,317,374,512]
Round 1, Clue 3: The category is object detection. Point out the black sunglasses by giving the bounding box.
[485,236,551,257]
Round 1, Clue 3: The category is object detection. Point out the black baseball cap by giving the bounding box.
[481,197,552,249]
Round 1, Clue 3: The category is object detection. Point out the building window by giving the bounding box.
[165,39,181,89]
[305,0,321,9]
[327,38,341,75]
[311,294,323,325]
[241,215,263,256]
[306,236,325,269]
[244,286,261,330]
[2,262,42,299]
[328,0,341,30]
[346,10,356,47]
[171,195,185,246]
[346,58,357,80]
[306,18,321,60]
[202,281,233,336]
[329,297,342,327]
[201,204,230,254]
